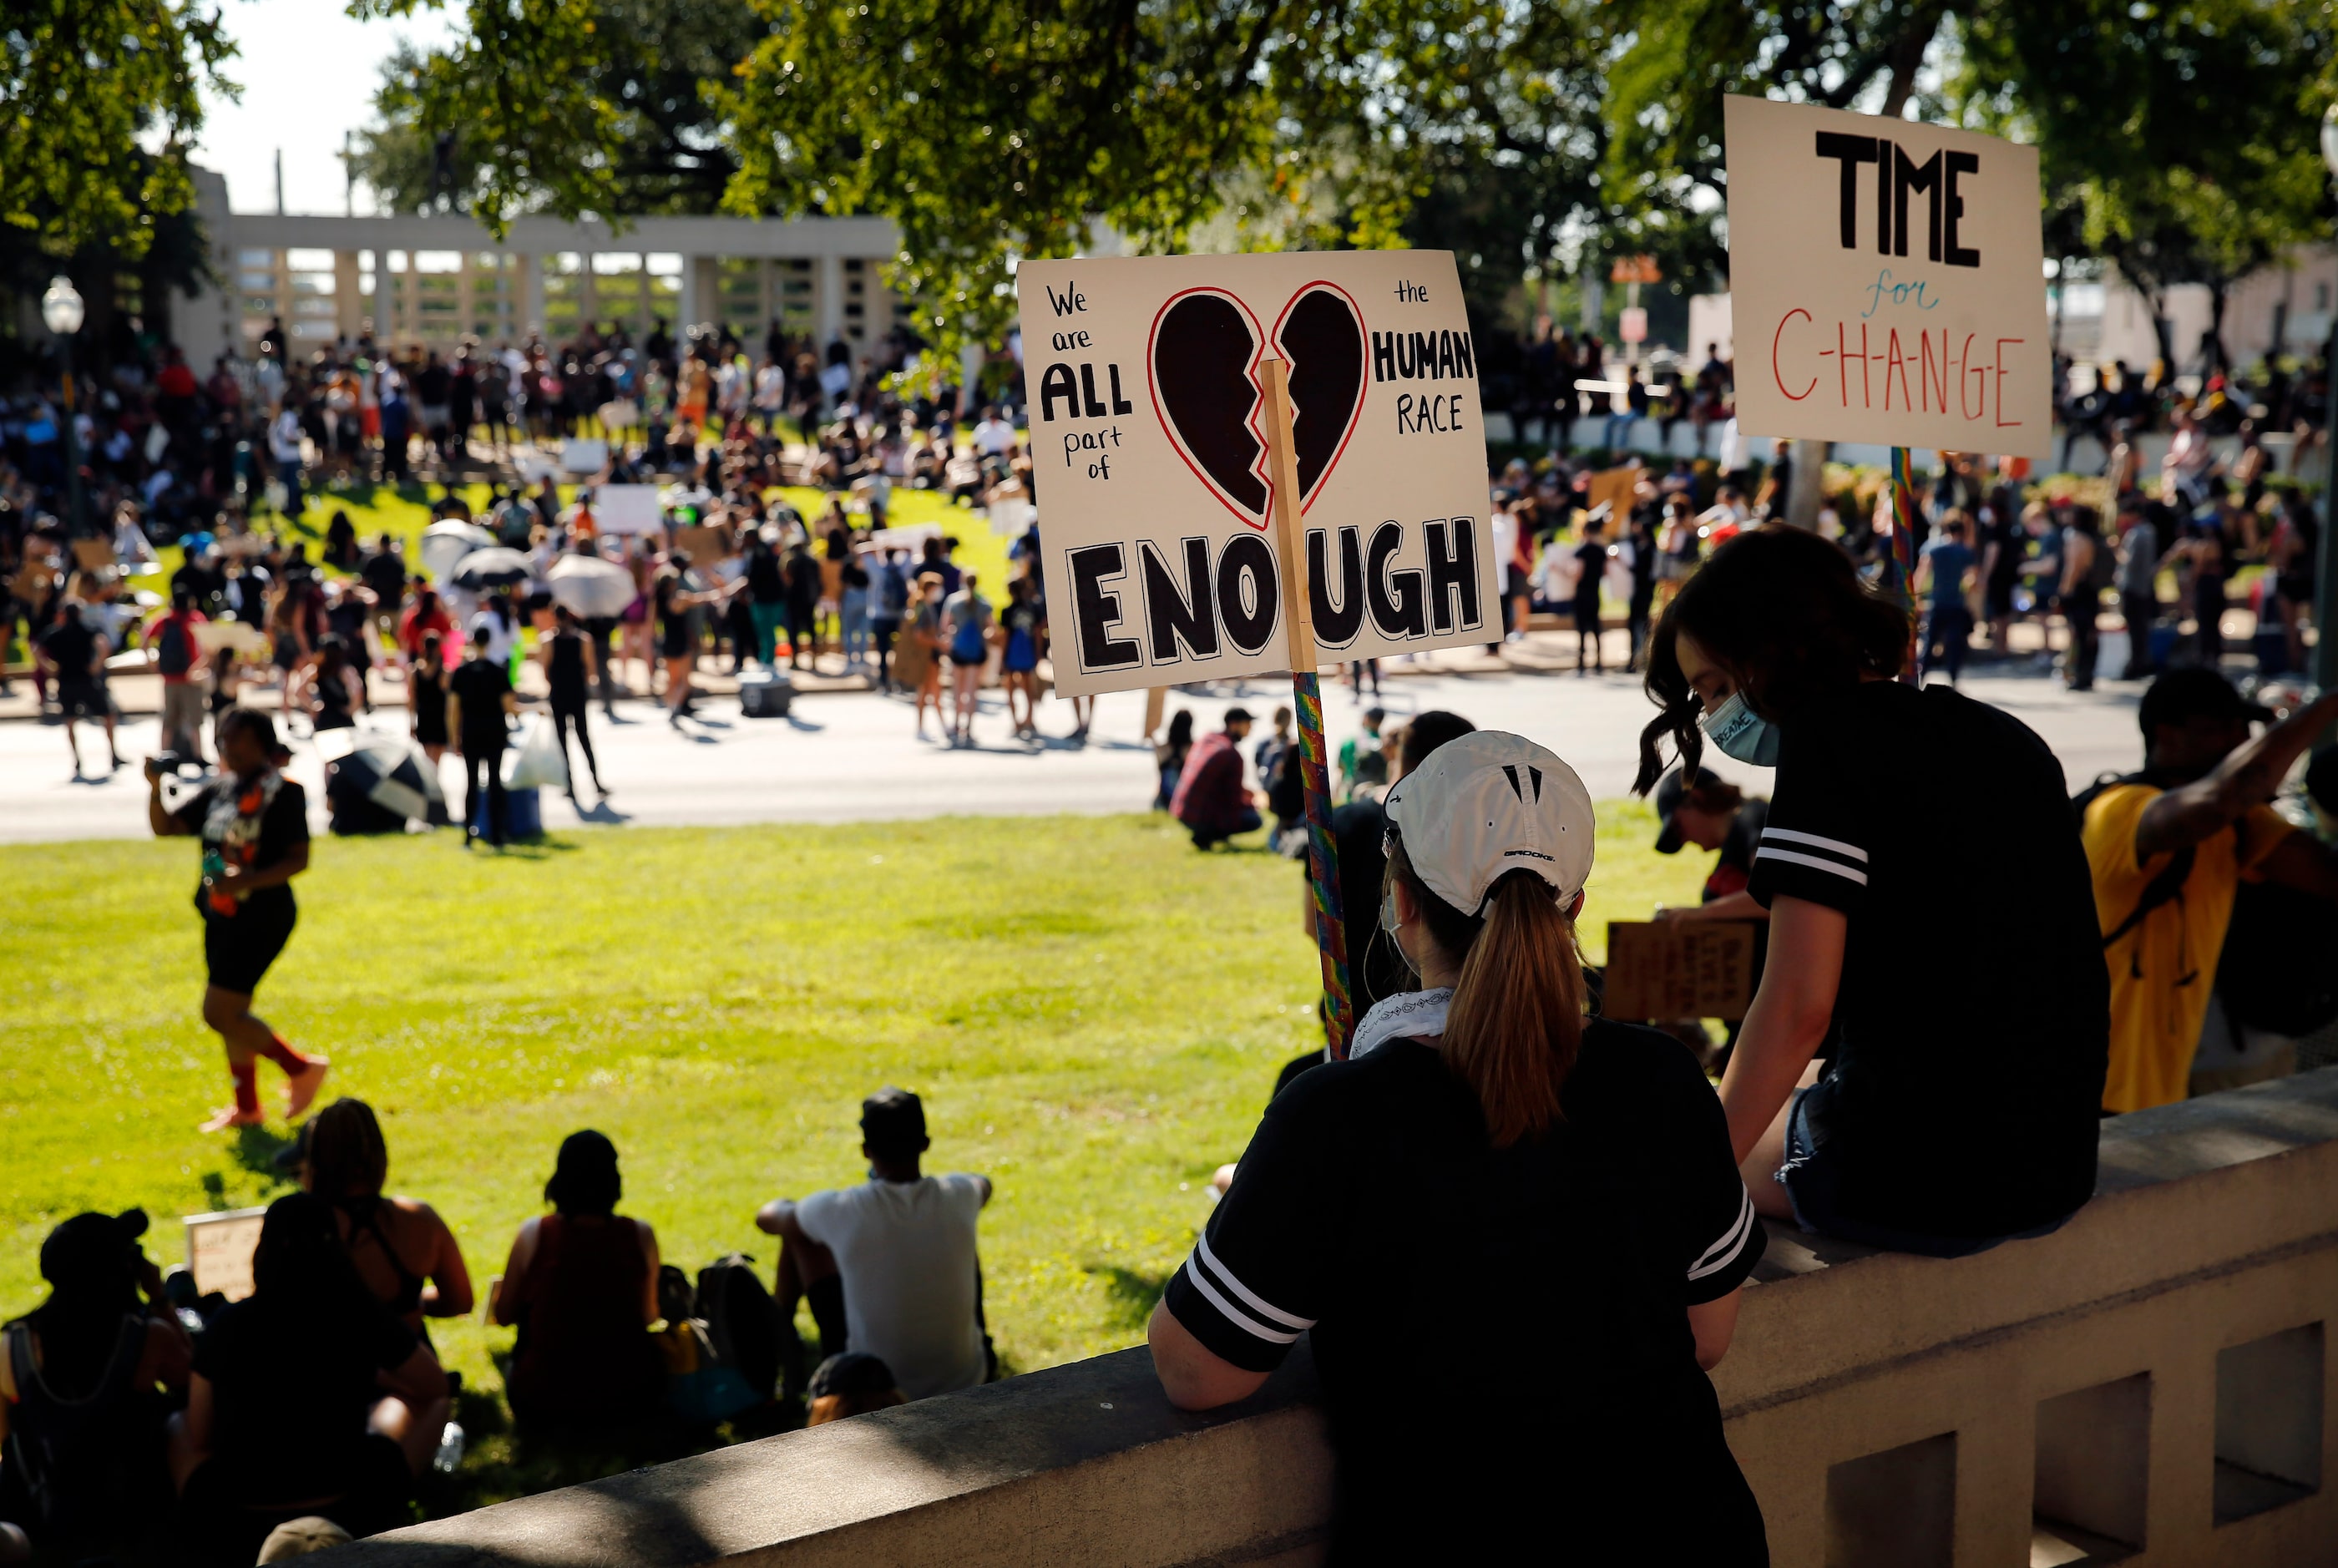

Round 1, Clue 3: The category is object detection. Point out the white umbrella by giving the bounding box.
[418,520,496,582]
[450,546,534,592]
[547,554,636,619]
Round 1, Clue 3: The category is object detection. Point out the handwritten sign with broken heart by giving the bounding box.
[1015,250,1496,697]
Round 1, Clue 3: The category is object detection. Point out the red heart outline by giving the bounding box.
[1147,281,1371,533]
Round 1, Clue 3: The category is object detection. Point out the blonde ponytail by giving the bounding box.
[1389,844,1587,1146]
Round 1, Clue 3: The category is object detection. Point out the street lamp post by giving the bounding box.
[38,276,87,537]
[2317,111,2338,699]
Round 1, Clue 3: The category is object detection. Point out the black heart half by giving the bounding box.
[1148,281,1369,529]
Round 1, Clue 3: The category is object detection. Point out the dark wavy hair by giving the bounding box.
[1633,526,1908,794]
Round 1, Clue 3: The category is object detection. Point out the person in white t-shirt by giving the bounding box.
[756,1088,993,1401]
[971,407,1016,458]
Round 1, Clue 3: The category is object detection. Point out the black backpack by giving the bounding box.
[154,616,195,678]
[2218,880,2338,1036]
[695,1253,782,1401]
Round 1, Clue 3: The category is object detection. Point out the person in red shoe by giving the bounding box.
[144,709,327,1131]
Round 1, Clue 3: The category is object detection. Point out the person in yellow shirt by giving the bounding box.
[2082,670,2338,1112]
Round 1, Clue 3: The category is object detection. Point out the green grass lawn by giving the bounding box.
[263,478,1015,590]
[0,802,1704,1508]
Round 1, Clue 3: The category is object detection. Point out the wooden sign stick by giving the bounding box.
[1260,358,1356,1057]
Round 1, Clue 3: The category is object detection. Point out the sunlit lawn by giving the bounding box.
[0,802,1704,1509]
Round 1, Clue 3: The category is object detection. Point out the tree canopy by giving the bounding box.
[0,0,234,273]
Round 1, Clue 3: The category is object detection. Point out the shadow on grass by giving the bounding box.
[426,1363,808,1520]
[229,1125,298,1185]
[1087,1263,1171,1334]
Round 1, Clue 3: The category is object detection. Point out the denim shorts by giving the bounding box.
[1775,1087,2079,1260]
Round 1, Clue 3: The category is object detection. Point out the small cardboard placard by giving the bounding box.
[675,525,735,564]
[1586,465,1640,521]
[70,539,117,573]
[595,484,663,535]
[1603,921,1758,1022]
[185,1206,269,1302]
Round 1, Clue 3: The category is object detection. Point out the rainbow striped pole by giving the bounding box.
[1889,446,1922,685]
[1261,359,1356,1058]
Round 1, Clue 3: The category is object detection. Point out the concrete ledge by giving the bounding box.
[341,1070,2338,1568]
[342,1346,1327,1568]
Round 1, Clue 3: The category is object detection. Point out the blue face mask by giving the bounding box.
[1700,690,1782,767]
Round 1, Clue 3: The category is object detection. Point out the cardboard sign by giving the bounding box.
[185,1206,268,1302]
[1586,465,1641,521]
[675,525,735,564]
[1603,921,1758,1021]
[70,539,117,573]
[1014,251,1498,697]
[595,484,663,535]
[1725,95,2051,459]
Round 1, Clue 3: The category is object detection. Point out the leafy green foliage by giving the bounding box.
[1954,0,2335,332]
[0,0,236,261]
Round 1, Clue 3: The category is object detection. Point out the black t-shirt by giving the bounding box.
[746,551,786,604]
[173,774,309,920]
[360,551,406,602]
[38,615,98,686]
[192,1287,415,1502]
[548,629,589,702]
[446,656,513,747]
[1166,1024,1766,1562]
[1745,681,2107,1238]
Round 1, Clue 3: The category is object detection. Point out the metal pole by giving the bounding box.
[56,340,87,537]
[2317,311,2338,697]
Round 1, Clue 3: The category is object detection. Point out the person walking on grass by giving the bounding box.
[145,709,328,1132]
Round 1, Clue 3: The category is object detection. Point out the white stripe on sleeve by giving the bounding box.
[1197,1235,1315,1332]
[1754,847,1870,886]
[1688,1188,1757,1282]
[1182,1256,1303,1345]
[1760,827,1869,862]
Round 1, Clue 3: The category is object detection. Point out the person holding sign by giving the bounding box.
[1635,529,2107,1256]
[1152,733,1766,1563]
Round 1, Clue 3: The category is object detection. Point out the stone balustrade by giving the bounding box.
[338,1069,2338,1568]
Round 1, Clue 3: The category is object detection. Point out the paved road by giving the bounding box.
[0,634,2152,845]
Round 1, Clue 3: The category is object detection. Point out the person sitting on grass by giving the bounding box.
[1171,708,1262,850]
[303,1100,474,1353]
[803,1353,908,1426]
[170,1193,447,1554]
[490,1131,665,1434]
[0,1211,191,1548]
[757,1089,994,1402]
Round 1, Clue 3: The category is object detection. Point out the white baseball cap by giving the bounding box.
[1383,731,1595,915]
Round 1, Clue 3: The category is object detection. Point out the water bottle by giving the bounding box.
[432,1420,466,1474]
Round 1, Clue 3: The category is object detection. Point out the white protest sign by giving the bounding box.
[1015,251,1497,698]
[595,483,663,534]
[185,1206,268,1302]
[1725,95,2052,460]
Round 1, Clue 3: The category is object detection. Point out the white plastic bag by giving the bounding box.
[503,714,569,792]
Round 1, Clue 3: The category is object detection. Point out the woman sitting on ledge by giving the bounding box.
[1634,528,2108,1256]
[1150,732,1768,1564]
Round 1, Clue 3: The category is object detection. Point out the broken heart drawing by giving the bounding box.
[1146,281,1368,530]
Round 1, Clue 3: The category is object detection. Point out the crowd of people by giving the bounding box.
[1,1089,994,1564]
[8,300,2338,1563]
